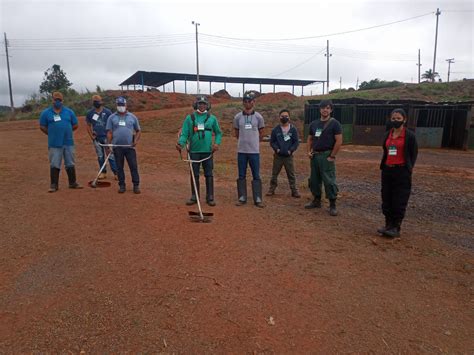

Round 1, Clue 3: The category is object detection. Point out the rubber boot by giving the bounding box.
[48,167,60,193]
[66,166,83,189]
[383,220,401,238]
[377,216,393,234]
[206,176,216,206]
[236,178,247,206]
[329,199,338,216]
[252,179,265,208]
[186,175,199,205]
[305,198,321,209]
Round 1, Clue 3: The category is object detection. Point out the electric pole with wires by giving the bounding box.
[446,58,455,82]
[432,8,441,82]
[192,21,200,94]
[324,40,332,93]
[4,32,14,112]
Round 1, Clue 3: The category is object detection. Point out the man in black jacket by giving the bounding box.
[266,109,300,198]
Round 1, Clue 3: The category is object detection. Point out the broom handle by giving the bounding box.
[187,150,204,221]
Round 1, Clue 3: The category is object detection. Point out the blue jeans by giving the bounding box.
[114,147,140,187]
[237,153,260,180]
[93,137,117,174]
[48,146,75,169]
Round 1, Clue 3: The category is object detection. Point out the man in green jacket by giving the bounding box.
[176,95,222,206]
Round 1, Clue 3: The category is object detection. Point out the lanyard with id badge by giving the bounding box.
[388,133,398,156]
[244,116,253,130]
[53,114,61,122]
[119,119,126,127]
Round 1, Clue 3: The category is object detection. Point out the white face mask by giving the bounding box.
[117,106,126,113]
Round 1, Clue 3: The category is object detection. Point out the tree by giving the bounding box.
[39,64,73,94]
[358,78,403,91]
[421,69,439,82]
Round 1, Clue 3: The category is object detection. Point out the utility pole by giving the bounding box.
[356,77,359,90]
[324,40,332,93]
[416,49,422,83]
[4,32,14,112]
[432,8,441,82]
[339,76,342,90]
[446,58,455,82]
[192,21,200,94]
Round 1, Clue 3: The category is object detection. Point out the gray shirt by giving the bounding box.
[106,112,141,146]
[233,111,265,153]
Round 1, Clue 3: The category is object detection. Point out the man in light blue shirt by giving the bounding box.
[39,91,82,192]
[106,97,141,194]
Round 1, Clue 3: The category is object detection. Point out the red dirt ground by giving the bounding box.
[0,104,473,353]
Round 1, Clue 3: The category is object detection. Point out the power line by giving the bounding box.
[271,48,326,77]
[201,12,434,41]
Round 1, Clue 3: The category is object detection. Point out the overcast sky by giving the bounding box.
[0,0,473,106]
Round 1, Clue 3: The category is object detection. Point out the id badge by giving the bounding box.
[92,113,99,121]
[245,123,253,130]
[119,120,126,126]
[197,123,205,131]
[283,134,291,141]
[314,128,322,137]
[53,115,61,122]
[388,145,397,156]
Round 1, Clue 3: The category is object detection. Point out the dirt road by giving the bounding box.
[0,118,473,353]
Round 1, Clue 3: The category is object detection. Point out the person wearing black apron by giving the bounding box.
[378,108,418,238]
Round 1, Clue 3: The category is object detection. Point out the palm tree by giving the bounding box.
[421,69,440,82]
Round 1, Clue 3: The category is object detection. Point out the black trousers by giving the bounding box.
[114,147,140,187]
[381,166,412,225]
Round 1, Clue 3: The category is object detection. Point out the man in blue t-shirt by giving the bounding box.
[85,94,117,180]
[39,91,83,192]
[305,100,342,216]
[106,97,141,194]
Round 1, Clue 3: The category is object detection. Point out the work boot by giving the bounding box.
[186,176,199,205]
[252,179,265,208]
[118,185,126,193]
[133,185,141,194]
[66,166,83,189]
[383,220,401,238]
[329,199,338,216]
[305,198,321,209]
[48,167,60,193]
[377,216,393,234]
[236,178,247,206]
[291,189,301,198]
[205,176,216,206]
[266,185,276,196]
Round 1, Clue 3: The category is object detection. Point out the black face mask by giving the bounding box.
[280,117,289,124]
[93,101,102,108]
[391,120,404,129]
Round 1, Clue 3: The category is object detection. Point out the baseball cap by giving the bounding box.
[52,92,63,100]
[196,95,208,104]
[116,97,127,105]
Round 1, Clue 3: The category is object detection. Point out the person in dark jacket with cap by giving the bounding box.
[266,109,300,198]
[39,91,83,192]
[378,108,418,238]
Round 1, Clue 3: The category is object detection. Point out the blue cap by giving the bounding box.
[116,96,127,105]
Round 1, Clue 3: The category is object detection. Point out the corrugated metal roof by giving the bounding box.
[119,71,322,87]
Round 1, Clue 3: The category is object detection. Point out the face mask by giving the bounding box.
[53,100,62,109]
[93,101,101,109]
[197,109,207,114]
[280,117,289,124]
[117,106,126,113]
[391,120,404,129]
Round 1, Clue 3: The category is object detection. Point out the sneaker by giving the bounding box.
[207,200,216,207]
[291,190,301,198]
[329,207,338,216]
[98,173,106,180]
[235,198,247,206]
[133,186,141,194]
[48,185,58,193]
[383,227,400,238]
[69,182,83,189]
[114,174,118,181]
[118,186,126,193]
[186,198,197,206]
[377,226,388,234]
[304,199,321,209]
[255,201,265,208]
